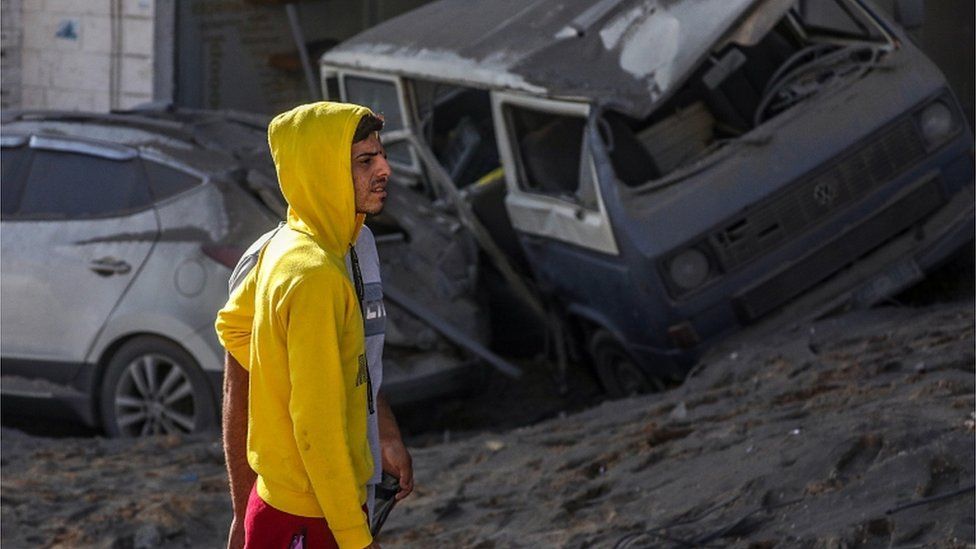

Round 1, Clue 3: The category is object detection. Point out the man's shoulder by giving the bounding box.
[357,224,374,244]
[228,223,285,293]
[266,257,351,309]
[353,225,381,280]
[264,232,347,283]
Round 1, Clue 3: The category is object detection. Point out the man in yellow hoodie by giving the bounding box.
[216,102,390,549]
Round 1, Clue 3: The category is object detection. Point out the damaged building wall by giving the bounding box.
[174,0,430,114]
[4,0,155,112]
[3,1,968,120]
[1,0,23,109]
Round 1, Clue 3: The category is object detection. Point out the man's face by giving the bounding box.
[351,132,391,215]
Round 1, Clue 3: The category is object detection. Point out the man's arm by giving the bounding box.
[216,266,259,371]
[216,266,259,549]
[223,352,256,549]
[376,391,413,500]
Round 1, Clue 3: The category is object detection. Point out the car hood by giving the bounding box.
[323,0,760,117]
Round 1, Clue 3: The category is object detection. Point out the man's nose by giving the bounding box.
[377,156,392,179]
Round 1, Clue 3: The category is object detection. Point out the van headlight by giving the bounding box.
[668,248,712,291]
[918,100,956,147]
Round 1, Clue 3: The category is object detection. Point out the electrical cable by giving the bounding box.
[885,484,975,516]
[614,497,803,549]
[754,44,880,127]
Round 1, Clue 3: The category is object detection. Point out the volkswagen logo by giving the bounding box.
[813,181,838,206]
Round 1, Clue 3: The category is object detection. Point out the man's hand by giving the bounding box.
[380,434,414,500]
[227,515,245,549]
[376,392,413,500]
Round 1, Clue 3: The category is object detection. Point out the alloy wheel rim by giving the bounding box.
[114,354,196,437]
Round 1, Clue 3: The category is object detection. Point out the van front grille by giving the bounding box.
[710,116,927,270]
[732,177,943,322]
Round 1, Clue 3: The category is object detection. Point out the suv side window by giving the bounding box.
[506,104,586,200]
[1,145,30,216]
[16,150,151,219]
[143,160,202,202]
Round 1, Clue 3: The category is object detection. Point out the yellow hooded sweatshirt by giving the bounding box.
[215,102,374,549]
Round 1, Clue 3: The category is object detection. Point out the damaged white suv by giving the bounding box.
[0,108,283,436]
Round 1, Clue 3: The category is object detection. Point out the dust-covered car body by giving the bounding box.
[323,0,974,395]
[0,107,282,435]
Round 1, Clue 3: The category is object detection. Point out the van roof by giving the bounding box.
[322,0,759,117]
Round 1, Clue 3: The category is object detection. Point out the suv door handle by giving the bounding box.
[90,257,132,276]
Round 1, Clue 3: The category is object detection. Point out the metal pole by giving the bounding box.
[285,3,320,101]
[384,284,523,379]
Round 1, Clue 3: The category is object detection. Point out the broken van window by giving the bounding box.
[411,80,499,189]
[506,105,585,200]
[602,0,887,188]
[797,0,884,42]
[343,75,413,166]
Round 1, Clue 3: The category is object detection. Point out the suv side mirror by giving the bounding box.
[893,0,925,31]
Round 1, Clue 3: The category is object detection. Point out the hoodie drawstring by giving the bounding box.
[349,246,375,415]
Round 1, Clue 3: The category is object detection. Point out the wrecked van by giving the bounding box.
[320,0,974,396]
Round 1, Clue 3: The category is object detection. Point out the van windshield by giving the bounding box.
[796,0,886,42]
[601,0,888,189]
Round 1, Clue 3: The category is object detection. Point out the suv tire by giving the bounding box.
[99,336,217,437]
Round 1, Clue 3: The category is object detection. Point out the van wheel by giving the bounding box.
[99,336,216,438]
[589,331,662,397]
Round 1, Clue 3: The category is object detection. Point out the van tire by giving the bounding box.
[99,336,217,438]
[589,330,661,397]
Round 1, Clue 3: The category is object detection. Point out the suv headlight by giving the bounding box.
[918,100,956,148]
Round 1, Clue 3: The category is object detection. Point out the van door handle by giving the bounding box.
[90,257,132,276]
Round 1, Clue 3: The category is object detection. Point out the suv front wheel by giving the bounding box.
[99,336,217,437]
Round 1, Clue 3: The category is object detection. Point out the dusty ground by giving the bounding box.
[2,291,974,547]
[382,300,975,548]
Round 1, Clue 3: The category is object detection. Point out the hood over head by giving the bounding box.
[268,101,371,256]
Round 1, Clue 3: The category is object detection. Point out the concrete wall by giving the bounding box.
[1,0,23,109]
[9,0,155,111]
[4,0,971,120]
[173,0,430,114]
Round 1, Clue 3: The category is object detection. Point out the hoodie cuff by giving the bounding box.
[333,521,372,549]
[226,344,251,371]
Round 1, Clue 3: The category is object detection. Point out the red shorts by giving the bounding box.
[243,485,368,549]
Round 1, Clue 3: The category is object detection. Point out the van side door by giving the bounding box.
[491,93,618,256]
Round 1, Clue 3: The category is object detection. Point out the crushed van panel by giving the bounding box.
[323,0,757,117]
